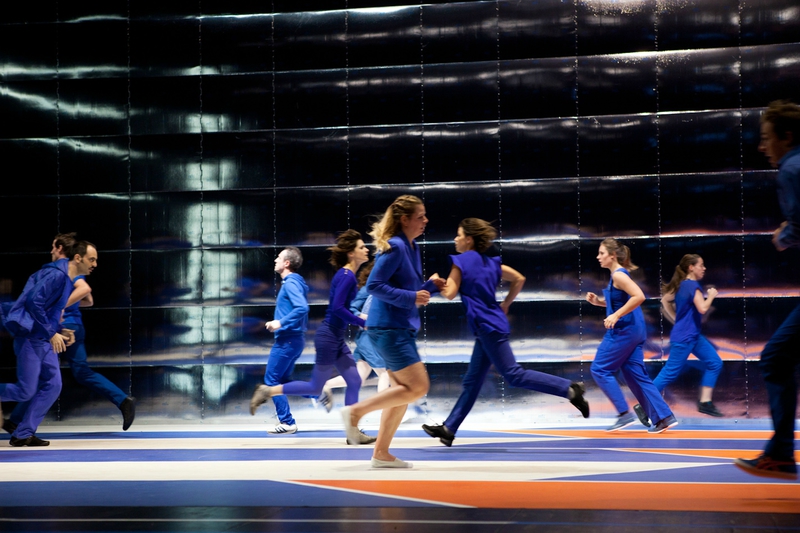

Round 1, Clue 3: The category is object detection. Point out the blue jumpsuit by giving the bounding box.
[760,144,800,461]
[444,251,572,434]
[264,272,309,426]
[282,268,363,405]
[590,268,672,424]
[0,259,73,439]
[10,276,129,427]
[653,279,722,392]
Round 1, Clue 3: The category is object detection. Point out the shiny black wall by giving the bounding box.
[1,0,799,423]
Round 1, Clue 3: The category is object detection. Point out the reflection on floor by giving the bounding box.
[0,420,798,532]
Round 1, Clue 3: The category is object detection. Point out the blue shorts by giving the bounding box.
[353,329,386,369]
[368,328,420,372]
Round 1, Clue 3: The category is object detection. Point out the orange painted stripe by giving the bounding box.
[620,449,800,461]
[499,429,800,440]
[302,480,800,513]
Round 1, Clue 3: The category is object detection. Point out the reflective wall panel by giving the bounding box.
[1,0,799,423]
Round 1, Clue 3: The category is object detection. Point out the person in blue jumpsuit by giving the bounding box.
[735,100,800,479]
[650,254,723,418]
[422,218,590,446]
[250,230,373,443]
[4,237,135,435]
[586,238,677,433]
[340,195,443,468]
[254,247,309,435]
[0,240,95,446]
[316,261,391,412]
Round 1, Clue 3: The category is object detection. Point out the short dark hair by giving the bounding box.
[283,246,303,272]
[459,218,497,254]
[69,240,96,259]
[762,100,800,146]
[53,232,77,254]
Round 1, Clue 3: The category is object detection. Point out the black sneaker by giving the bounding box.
[422,423,454,447]
[569,382,590,418]
[698,401,723,417]
[120,397,136,431]
[647,414,678,434]
[734,455,798,480]
[633,403,651,427]
[2,418,18,435]
[10,435,50,447]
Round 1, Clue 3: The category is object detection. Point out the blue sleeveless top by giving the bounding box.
[451,251,509,336]
[670,279,702,344]
[603,268,645,333]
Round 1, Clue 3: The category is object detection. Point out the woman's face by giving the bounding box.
[454,226,472,253]
[401,204,428,239]
[689,257,706,280]
[349,239,370,266]
[597,245,615,270]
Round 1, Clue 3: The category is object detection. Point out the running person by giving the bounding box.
[651,254,723,417]
[340,195,443,468]
[422,218,589,446]
[250,231,373,443]
[586,238,677,433]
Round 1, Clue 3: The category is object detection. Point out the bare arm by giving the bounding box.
[693,287,717,314]
[603,272,645,329]
[439,265,462,301]
[499,265,525,315]
[65,279,92,308]
[661,291,676,324]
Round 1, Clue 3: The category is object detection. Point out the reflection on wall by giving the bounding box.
[1,0,799,421]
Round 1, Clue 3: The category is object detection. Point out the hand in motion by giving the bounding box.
[586,292,601,306]
[415,290,431,307]
[603,314,620,329]
[50,332,69,353]
[428,273,446,290]
[706,287,718,298]
[265,320,282,332]
[60,328,76,347]
[499,301,511,315]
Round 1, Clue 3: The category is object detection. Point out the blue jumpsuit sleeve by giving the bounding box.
[278,278,309,330]
[777,157,800,249]
[24,270,63,339]
[331,274,366,328]
[349,287,368,315]
[367,246,417,309]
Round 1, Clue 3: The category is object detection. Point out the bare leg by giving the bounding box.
[375,368,390,392]
[700,385,713,403]
[347,362,429,459]
[325,360,375,390]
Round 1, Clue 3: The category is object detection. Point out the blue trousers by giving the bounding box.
[283,322,361,405]
[653,335,722,392]
[0,337,62,439]
[591,328,672,424]
[263,335,304,425]
[10,323,128,426]
[759,302,800,460]
[445,330,571,433]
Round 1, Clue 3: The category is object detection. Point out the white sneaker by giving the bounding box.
[267,423,297,435]
[317,387,333,413]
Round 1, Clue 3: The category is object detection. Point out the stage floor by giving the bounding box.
[1,419,799,532]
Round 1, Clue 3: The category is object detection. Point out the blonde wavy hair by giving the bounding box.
[369,195,423,253]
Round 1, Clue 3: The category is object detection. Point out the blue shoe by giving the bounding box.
[606,411,637,432]
[647,414,678,434]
